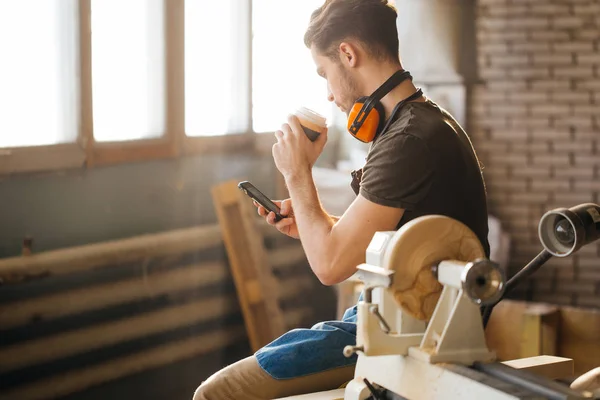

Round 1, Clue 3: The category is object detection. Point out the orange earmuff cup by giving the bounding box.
[347,102,382,143]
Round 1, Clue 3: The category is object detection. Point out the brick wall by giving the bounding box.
[471,0,600,308]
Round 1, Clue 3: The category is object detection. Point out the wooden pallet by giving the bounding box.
[212,180,287,351]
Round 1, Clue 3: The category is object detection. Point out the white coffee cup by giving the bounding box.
[294,107,327,142]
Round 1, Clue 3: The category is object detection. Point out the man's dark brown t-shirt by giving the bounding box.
[357,99,490,257]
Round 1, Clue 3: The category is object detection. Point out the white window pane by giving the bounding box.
[91,0,165,142]
[0,0,79,148]
[252,0,332,133]
[185,0,249,137]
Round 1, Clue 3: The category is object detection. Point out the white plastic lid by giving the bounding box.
[295,107,327,128]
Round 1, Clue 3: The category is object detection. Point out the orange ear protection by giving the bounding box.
[347,70,422,143]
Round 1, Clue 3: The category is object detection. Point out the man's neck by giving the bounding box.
[360,64,424,119]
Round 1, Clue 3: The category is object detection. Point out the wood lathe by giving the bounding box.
[280,204,600,400]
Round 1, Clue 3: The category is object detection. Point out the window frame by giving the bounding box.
[0,0,266,176]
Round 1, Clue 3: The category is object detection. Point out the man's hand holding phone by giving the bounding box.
[254,198,299,239]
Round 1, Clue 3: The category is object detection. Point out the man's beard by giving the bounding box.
[339,67,361,115]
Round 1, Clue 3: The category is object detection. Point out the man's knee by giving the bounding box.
[192,381,212,400]
[194,374,232,400]
[192,356,265,400]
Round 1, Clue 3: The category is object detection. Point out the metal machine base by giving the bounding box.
[278,356,588,400]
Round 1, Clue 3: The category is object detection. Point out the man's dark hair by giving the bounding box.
[304,0,400,63]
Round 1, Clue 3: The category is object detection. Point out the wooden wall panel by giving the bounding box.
[0,219,320,399]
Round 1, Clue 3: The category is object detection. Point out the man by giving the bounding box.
[194,0,489,398]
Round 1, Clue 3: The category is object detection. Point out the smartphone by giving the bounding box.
[238,181,284,222]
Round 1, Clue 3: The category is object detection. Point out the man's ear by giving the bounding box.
[338,42,359,68]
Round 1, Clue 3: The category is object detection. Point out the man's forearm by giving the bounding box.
[285,169,338,284]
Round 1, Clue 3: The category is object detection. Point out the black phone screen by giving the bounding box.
[237,181,283,221]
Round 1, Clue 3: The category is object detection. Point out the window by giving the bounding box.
[252,0,332,133]
[0,0,338,173]
[91,0,166,142]
[0,0,79,148]
[185,0,250,137]
[185,0,331,136]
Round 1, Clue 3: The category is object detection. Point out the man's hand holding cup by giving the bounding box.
[272,107,328,180]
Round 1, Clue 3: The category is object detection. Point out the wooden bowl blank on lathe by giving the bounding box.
[384,215,486,321]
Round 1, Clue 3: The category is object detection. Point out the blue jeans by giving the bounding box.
[255,304,358,379]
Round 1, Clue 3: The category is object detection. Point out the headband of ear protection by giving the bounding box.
[347,69,416,143]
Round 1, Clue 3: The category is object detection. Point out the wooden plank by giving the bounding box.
[245,279,264,305]
[520,304,559,358]
[0,325,246,400]
[0,144,85,176]
[0,224,222,284]
[520,312,542,359]
[90,139,178,168]
[0,261,228,330]
[486,300,600,376]
[540,309,559,357]
[78,0,93,165]
[212,180,286,352]
[0,295,238,373]
[0,255,311,331]
[165,0,184,152]
[485,300,528,361]
[503,356,573,380]
[183,134,255,156]
[558,305,600,376]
